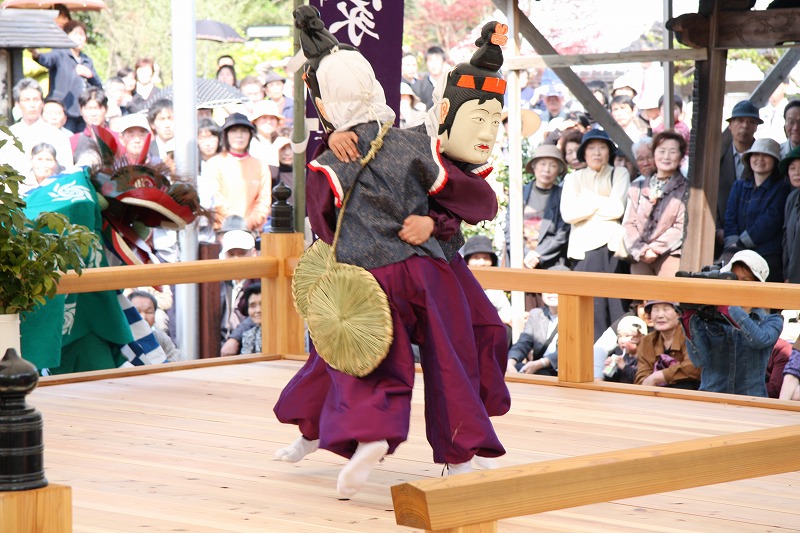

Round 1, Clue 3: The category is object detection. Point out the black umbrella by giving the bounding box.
[196,19,245,43]
[148,79,247,109]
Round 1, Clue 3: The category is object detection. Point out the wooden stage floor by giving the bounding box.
[31,359,800,533]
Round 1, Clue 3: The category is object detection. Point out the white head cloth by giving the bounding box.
[423,80,448,137]
[316,49,396,132]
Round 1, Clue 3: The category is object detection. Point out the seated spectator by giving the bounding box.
[779,346,800,400]
[218,228,257,351]
[634,300,701,389]
[686,250,784,397]
[767,338,792,398]
[781,146,800,282]
[602,315,648,384]
[622,131,689,277]
[463,235,514,332]
[239,284,263,355]
[593,300,652,378]
[29,143,63,187]
[507,271,567,375]
[722,138,791,281]
[128,290,184,362]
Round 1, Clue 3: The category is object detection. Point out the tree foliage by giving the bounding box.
[80,0,293,82]
[403,0,494,55]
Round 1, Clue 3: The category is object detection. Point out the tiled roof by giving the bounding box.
[0,8,77,48]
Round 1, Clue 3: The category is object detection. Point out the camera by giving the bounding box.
[675,264,736,319]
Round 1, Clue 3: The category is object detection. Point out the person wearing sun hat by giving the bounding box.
[781,146,800,282]
[722,137,791,282]
[504,143,569,274]
[560,127,630,340]
[685,249,783,397]
[248,99,284,166]
[202,112,271,232]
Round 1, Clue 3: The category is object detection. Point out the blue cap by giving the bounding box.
[727,100,763,124]
[577,128,617,164]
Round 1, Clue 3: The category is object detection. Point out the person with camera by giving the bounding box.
[685,250,784,397]
[634,301,701,389]
[722,138,791,282]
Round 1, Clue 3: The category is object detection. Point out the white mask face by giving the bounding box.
[438,97,502,164]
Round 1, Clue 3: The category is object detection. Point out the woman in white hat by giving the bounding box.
[722,137,791,282]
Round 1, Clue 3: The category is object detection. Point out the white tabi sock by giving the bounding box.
[445,461,473,476]
[336,440,389,499]
[473,456,498,470]
[274,436,320,462]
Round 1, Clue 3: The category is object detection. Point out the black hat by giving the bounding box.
[462,235,498,266]
[263,70,286,85]
[222,112,256,133]
[727,100,763,124]
[576,128,617,163]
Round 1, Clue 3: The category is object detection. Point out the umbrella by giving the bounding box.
[147,78,247,109]
[196,19,244,43]
[1,0,107,10]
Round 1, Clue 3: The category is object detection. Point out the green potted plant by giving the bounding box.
[0,130,99,357]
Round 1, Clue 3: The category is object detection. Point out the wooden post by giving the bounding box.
[0,484,72,533]
[557,295,594,383]
[261,232,305,356]
[197,241,222,358]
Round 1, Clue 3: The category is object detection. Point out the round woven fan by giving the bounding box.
[306,262,393,377]
[291,239,333,318]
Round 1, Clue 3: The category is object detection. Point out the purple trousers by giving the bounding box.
[274,255,505,464]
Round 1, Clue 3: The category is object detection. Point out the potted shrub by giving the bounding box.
[0,131,99,357]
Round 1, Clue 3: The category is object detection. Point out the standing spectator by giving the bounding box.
[718,100,760,231]
[69,87,110,155]
[204,113,271,232]
[42,98,72,135]
[114,113,152,165]
[239,75,265,110]
[103,76,130,120]
[560,128,629,340]
[651,94,690,143]
[29,20,102,133]
[622,131,689,277]
[536,84,568,124]
[146,99,175,168]
[560,130,585,172]
[117,66,136,107]
[414,46,448,109]
[216,64,237,87]
[631,136,655,179]
[263,71,294,126]
[400,52,422,93]
[686,250,783,397]
[270,136,294,194]
[757,80,789,144]
[635,301,701,389]
[248,100,283,166]
[197,118,221,173]
[29,143,63,187]
[218,54,235,69]
[782,146,800,282]
[723,138,791,281]
[53,3,71,28]
[781,99,800,158]
[610,94,642,142]
[505,144,569,274]
[9,78,73,172]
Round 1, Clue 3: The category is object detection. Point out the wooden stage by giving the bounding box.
[31,358,800,533]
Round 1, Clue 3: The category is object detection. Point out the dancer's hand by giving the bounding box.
[398,215,434,245]
[328,131,360,162]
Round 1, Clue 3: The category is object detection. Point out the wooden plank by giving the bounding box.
[680,3,728,271]
[56,256,278,294]
[471,267,800,309]
[391,424,800,531]
[556,295,593,383]
[261,232,305,355]
[0,484,72,533]
[505,48,708,70]
[670,9,800,49]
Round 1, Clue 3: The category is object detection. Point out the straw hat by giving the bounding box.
[306,263,393,377]
[501,108,542,138]
[292,239,333,318]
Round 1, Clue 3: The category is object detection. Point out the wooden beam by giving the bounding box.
[669,8,800,49]
[505,48,707,70]
[470,267,800,310]
[56,256,278,294]
[556,295,593,383]
[680,2,727,272]
[749,48,800,107]
[0,484,72,533]
[392,424,800,531]
[261,232,306,356]
[492,0,635,161]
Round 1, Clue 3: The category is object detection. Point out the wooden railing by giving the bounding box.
[51,233,800,533]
